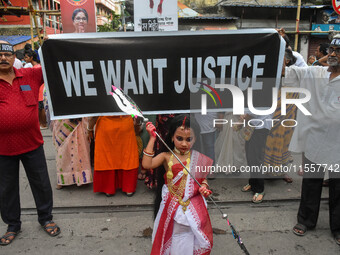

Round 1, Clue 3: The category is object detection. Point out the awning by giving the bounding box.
[0,35,36,46]
[219,3,328,9]
[177,1,237,21]
[179,16,238,20]
[178,1,201,17]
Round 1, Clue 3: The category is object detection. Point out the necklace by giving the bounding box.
[174,147,190,155]
[167,153,191,212]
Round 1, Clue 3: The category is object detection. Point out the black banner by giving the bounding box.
[40,30,285,119]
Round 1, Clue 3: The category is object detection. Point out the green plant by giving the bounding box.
[97,11,122,32]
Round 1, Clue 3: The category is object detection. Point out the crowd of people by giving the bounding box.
[0,27,339,252]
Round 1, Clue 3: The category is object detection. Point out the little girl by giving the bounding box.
[142,114,213,255]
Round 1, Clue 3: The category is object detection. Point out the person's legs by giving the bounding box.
[201,131,216,164]
[121,168,138,195]
[38,101,47,129]
[329,170,340,236]
[296,156,324,232]
[246,129,268,195]
[93,170,116,195]
[0,154,21,232]
[170,222,194,255]
[20,146,53,226]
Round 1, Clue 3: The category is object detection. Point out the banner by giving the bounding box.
[60,0,97,33]
[134,0,178,31]
[40,30,285,119]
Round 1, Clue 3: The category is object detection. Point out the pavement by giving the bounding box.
[0,129,339,255]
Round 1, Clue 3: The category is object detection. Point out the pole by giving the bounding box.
[42,0,46,38]
[28,0,43,46]
[294,0,301,51]
[28,5,34,49]
[121,1,126,32]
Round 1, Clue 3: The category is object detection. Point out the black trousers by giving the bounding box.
[0,145,53,232]
[297,156,340,234]
[245,128,269,193]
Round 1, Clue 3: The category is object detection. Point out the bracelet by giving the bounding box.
[202,180,209,188]
[143,149,155,157]
[87,125,94,132]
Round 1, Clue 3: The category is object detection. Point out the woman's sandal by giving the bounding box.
[56,184,63,190]
[42,221,61,237]
[144,170,154,190]
[283,174,293,183]
[292,223,307,236]
[252,192,265,203]
[241,184,252,192]
[138,171,147,180]
[125,192,134,197]
[0,231,20,246]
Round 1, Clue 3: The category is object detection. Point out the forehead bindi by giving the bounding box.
[174,127,195,138]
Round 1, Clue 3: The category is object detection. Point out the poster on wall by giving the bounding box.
[313,8,340,36]
[134,0,178,31]
[317,8,340,24]
[60,0,97,33]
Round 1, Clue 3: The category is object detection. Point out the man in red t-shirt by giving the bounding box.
[0,41,60,245]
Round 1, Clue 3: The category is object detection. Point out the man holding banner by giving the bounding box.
[0,41,60,245]
[283,35,340,245]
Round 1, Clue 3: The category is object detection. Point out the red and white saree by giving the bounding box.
[151,150,213,255]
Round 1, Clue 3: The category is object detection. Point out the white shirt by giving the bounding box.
[283,66,340,165]
[13,58,23,69]
[24,63,33,68]
[194,112,217,134]
[293,51,308,67]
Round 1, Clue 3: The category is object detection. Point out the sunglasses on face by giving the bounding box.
[328,47,340,55]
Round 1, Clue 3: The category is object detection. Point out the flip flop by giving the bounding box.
[252,192,264,203]
[241,184,252,192]
[138,172,147,180]
[283,174,293,183]
[293,223,307,236]
[0,231,20,246]
[42,221,61,237]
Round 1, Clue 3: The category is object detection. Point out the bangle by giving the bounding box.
[143,149,155,157]
[202,180,209,188]
[87,125,94,132]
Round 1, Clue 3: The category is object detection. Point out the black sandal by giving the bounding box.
[293,223,307,236]
[0,231,20,246]
[42,220,61,237]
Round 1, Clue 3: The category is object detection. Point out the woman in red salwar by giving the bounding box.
[142,114,213,255]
